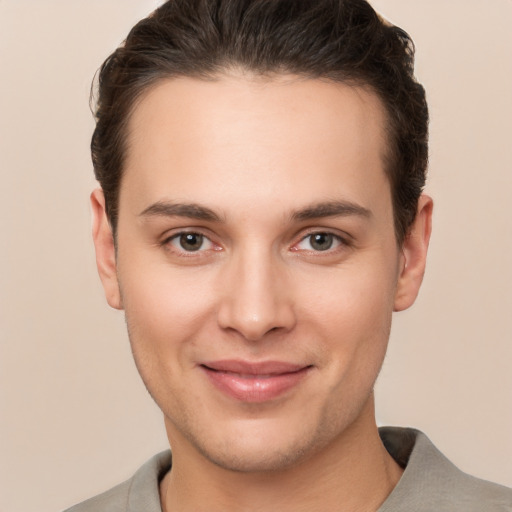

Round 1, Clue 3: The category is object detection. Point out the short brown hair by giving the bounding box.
[91,0,428,243]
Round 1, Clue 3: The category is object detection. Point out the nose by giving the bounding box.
[216,247,297,341]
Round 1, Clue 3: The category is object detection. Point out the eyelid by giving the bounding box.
[291,229,352,252]
[159,226,352,255]
[161,229,222,255]
[160,226,214,243]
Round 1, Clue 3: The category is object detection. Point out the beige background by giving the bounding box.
[1,1,511,511]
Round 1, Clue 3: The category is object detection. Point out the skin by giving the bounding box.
[92,74,432,511]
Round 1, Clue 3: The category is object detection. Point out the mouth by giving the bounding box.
[199,360,313,403]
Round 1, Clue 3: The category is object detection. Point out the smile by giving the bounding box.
[200,360,312,403]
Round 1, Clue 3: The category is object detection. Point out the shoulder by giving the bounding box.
[379,427,512,512]
[63,479,131,512]
[63,450,172,512]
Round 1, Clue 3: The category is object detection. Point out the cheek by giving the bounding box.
[118,266,217,413]
[303,256,396,320]
[300,259,397,369]
[117,259,219,369]
[120,256,212,323]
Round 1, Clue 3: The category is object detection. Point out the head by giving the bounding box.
[91,0,432,475]
[92,0,428,245]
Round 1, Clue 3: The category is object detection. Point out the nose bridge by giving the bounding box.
[217,241,295,341]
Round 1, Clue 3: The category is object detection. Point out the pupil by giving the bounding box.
[311,233,333,251]
[180,233,203,251]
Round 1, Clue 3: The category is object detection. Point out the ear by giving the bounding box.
[91,188,123,310]
[393,194,433,312]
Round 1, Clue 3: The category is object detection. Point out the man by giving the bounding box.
[66,0,512,510]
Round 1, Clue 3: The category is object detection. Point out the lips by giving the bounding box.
[200,360,312,403]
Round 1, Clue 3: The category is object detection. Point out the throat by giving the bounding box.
[160,424,403,512]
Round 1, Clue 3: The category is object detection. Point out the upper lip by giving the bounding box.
[201,360,310,375]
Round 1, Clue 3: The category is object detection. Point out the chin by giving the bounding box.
[176,412,349,474]
[196,435,313,474]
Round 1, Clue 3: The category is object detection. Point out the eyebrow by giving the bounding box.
[139,201,222,222]
[139,199,371,223]
[291,200,372,221]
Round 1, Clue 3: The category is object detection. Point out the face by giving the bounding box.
[93,74,431,473]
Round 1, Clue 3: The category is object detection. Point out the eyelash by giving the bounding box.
[162,231,219,255]
[292,231,349,253]
[161,229,350,256]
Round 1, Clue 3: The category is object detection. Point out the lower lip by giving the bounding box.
[201,366,311,403]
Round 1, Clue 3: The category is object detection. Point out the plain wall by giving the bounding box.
[0,1,510,511]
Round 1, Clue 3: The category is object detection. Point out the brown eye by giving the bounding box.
[165,231,218,257]
[178,233,204,251]
[309,233,334,251]
[293,232,344,253]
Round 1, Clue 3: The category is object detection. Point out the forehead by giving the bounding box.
[122,75,390,216]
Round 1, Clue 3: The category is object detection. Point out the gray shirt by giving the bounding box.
[64,427,512,511]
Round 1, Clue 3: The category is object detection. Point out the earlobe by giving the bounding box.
[91,188,123,310]
[393,194,433,312]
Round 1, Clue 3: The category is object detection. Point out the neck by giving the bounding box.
[160,395,403,512]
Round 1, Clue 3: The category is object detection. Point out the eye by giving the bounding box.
[294,232,344,252]
[167,232,214,252]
